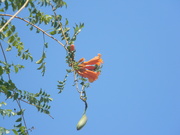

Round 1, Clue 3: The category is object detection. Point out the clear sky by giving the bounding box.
[1,0,180,135]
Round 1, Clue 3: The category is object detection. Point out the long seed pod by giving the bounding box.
[76,114,88,130]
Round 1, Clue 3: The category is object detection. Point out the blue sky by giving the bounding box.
[1,0,180,135]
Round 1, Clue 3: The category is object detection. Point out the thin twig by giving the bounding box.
[73,71,81,93]
[80,85,88,114]
[0,0,29,32]
[20,99,54,119]
[16,100,29,135]
[0,14,66,49]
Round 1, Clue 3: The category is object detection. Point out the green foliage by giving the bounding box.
[57,69,70,93]
[36,51,46,76]
[70,23,84,44]
[19,88,53,114]
[0,78,52,115]
[0,61,24,74]
[36,51,46,64]
[0,0,88,134]
[0,66,4,75]
[0,20,33,62]
[0,127,10,135]
[0,102,17,117]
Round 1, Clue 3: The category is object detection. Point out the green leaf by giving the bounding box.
[17,109,25,115]
[5,30,12,37]
[44,42,48,48]
[11,25,15,32]
[30,26,33,31]
[39,89,42,94]
[12,129,18,135]
[65,18,69,25]
[36,57,43,64]
[4,0,8,10]
[29,55,33,62]
[36,28,40,33]
[13,93,19,100]
[0,102,7,107]
[14,66,18,73]
[2,85,8,93]
[66,69,72,73]
[37,62,46,70]
[48,98,53,101]
[8,35,15,43]
[0,8,5,12]
[6,45,12,51]
[49,30,56,35]
[41,64,46,76]
[0,66,3,75]
[6,91,11,98]
[36,52,46,64]
[8,80,16,90]
[57,85,63,87]
[15,123,22,127]
[42,91,46,96]
[0,127,10,134]
[15,117,22,122]
[25,54,29,60]
[58,81,64,84]
[43,110,49,114]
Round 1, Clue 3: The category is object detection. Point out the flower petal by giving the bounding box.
[78,58,85,63]
[77,70,100,82]
[83,54,103,66]
[84,66,96,70]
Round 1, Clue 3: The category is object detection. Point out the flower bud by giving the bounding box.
[70,44,75,51]
[78,58,85,63]
[76,114,88,130]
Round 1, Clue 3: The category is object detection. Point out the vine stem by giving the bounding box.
[0,0,29,32]
[80,85,88,114]
[0,14,66,49]
[73,71,81,93]
[73,71,88,114]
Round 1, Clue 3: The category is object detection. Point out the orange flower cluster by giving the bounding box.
[76,54,103,82]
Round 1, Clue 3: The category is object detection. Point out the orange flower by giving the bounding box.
[82,53,103,66]
[75,54,103,82]
[77,70,100,83]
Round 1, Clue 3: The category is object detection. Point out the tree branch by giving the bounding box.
[0,0,29,32]
[0,14,67,49]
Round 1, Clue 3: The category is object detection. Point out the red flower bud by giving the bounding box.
[70,44,75,51]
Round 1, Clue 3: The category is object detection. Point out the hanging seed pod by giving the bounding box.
[76,114,88,130]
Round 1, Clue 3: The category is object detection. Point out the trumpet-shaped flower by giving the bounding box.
[81,54,103,66]
[75,54,103,82]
